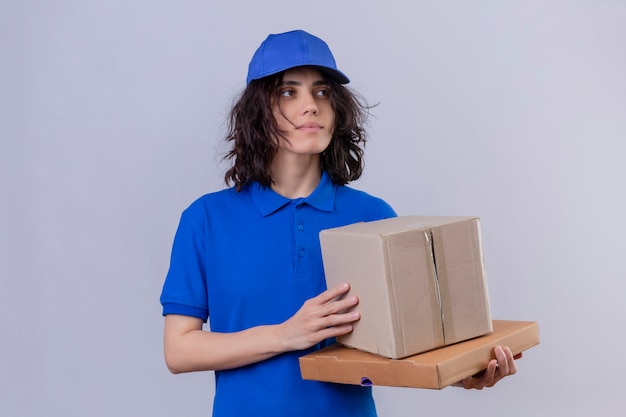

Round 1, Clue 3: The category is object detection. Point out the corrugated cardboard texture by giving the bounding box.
[320,216,492,359]
[299,320,539,389]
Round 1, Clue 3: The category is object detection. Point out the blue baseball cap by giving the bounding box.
[246,30,350,85]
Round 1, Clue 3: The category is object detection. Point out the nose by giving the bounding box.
[302,92,318,115]
[304,104,318,114]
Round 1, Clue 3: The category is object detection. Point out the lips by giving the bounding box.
[297,122,322,132]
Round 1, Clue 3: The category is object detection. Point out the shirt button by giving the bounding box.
[297,224,304,231]
[298,249,305,257]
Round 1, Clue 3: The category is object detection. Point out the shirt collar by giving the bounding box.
[250,171,336,216]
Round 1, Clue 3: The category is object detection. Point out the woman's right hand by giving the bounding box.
[277,282,360,351]
[163,283,360,373]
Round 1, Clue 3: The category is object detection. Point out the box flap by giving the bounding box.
[431,218,493,344]
[383,230,444,357]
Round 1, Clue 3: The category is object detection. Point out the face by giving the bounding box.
[272,67,335,157]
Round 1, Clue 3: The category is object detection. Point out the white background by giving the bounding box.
[2,1,625,416]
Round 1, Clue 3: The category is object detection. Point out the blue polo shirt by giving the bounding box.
[161,171,396,417]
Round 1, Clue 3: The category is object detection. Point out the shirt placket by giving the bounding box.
[293,201,310,280]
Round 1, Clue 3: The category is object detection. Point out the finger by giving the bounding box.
[460,376,473,389]
[315,323,355,340]
[503,346,518,375]
[466,359,497,389]
[310,308,360,334]
[326,294,359,315]
[325,310,360,327]
[485,358,499,384]
[315,282,351,304]
[494,345,510,376]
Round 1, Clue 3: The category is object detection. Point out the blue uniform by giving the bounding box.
[161,171,396,417]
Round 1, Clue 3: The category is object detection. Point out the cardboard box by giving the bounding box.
[320,216,492,358]
[300,320,539,389]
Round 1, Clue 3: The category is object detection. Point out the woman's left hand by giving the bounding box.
[454,345,520,390]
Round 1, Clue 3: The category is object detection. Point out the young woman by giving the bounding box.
[160,30,517,417]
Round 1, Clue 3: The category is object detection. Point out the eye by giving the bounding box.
[315,88,329,97]
[280,88,295,97]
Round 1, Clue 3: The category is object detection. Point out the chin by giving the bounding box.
[280,140,332,156]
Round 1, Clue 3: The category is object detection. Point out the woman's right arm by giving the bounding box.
[163,282,361,373]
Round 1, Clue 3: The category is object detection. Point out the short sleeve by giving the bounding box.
[159,206,209,321]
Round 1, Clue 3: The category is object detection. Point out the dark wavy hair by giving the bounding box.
[223,69,371,191]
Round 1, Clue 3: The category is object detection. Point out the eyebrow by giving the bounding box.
[281,79,328,86]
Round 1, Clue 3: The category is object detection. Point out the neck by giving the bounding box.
[270,153,322,199]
